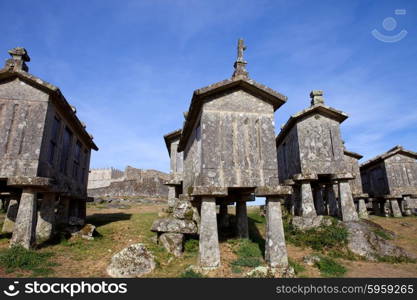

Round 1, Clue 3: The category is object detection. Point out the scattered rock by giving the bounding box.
[246,266,271,278]
[343,221,416,261]
[71,224,96,240]
[400,222,412,228]
[303,254,321,266]
[159,233,184,257]
[173,201,194,220]
[107,243,156,278]
[151,218,198,234]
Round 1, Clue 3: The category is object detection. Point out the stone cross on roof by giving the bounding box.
[5,47,30,72]
[232,39,249,79]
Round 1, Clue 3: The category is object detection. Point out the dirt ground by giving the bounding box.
[0,204,416,278]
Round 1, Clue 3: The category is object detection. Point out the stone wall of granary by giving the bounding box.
[277,126,301,183]
[197,89,279,188]
[183,113,201,193]
[87,168,124,189]
[37,102,92,199]
[170,140,183,175]
[384,154,417,196]
[361,161,389,197]
[296,114,346,175]
[0,78,49,178]
[344,154,363,195]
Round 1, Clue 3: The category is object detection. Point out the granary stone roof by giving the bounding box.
[163,129,182,156]
[344,149,363,159]
[360,145,417,170]
[276,91,348,146]
[178,40,287,151]
[0,47,98,151]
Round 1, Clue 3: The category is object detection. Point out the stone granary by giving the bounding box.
[0,47,98,249]
[276,91,359,223]
[360,146,417,217]
[343,149,369,218]
[158,39,292,271]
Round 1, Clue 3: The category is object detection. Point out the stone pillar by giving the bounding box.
[402,196,412,216]
[199,197,220,269]
[390,199,402,217]
[56,196,70,225]
[10,188,37,249]
[236,200,249,239]
[314,185,325,215]
[357,198,368,219]
[2,196,19,233]
[371,200,380,216]
[337,179,359,221]
[299,182,317,217]
[36,193,56,244]
[167,186,177,209]
[325,184,338,217]
[265,196,288,269]
[219,203,229,228]
[78,199,87,224]
[383,200,391,217]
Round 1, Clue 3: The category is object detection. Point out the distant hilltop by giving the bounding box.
[87,166,170,199]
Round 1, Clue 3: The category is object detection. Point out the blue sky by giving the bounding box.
[1,0,416,174]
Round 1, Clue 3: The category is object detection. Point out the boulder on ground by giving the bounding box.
[107,243,155,278]
[71,224,96,240]
[151,218,198,234]
[291,215,332,230]
[303,254,321,266]
[343,220,416,261]
[159,233,184,257]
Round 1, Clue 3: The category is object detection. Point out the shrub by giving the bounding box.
[184,239,199,253]
[315,256,346,277]
[180,269,204,278]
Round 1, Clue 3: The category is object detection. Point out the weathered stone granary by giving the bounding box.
[0,47,98,249]
[163,129,183,208]
[343,149,369,218]
[165,40,292,270]
[360,146,417,217]
[276,91,359,222]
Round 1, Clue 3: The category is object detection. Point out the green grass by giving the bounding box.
[179,269,204,278]
[375,255,417,264]
[0,246,58,276]
[288,258,306,275]
[284,216,349,251]
[184,239,199,253]
[315,256,346,277]
[373,229,393,240]
[229,239,263,268]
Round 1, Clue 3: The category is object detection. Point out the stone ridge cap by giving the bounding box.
[360,145,417,169]
[193,77,287,101]
[163,128,182,155]
[0,68,98,151]
[343,149,363,159]
[276,103,348,146]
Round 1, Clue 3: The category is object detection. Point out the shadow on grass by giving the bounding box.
[0,232,12,240]
[86,213,132,228]
[248,216,265,258]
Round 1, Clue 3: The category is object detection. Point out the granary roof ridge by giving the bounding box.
[0,48,98,151]
[276,102,349,146]
[163,129,182,155]
[360,145,417,169]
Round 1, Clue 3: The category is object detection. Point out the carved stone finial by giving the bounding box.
[5,47,30,72]
[310,90,324,106]
[232,39,248,79]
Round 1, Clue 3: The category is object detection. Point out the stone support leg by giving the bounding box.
[36,193,56,243]
[357,198,368,219]
[56,197,70,225]
[299,182,317,217]
[402,196,412,216]
[390,199,402,217]
[219,203,229,228]
[236,200,249,238]
[199,197,220,269]
[314,186,325,215]
[2,196,19,233]
[167,186,177,209]
[265,197,288,269]
[338,180,359,221]
[10,188,37,249]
